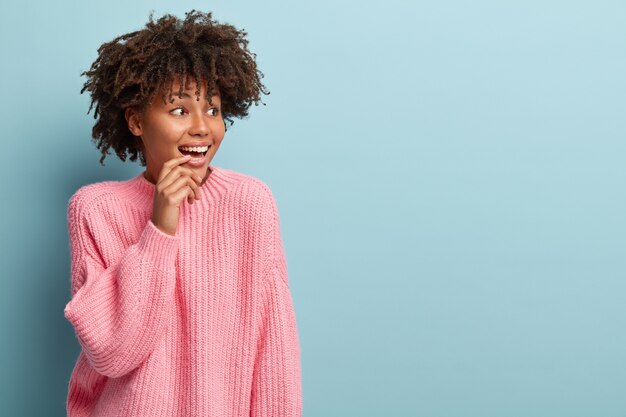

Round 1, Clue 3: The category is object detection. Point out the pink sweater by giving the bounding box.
[63,165,302,417]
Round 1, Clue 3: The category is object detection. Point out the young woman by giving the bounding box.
[63,10,302,416]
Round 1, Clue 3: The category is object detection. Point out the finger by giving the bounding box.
[157,155,192,184]
[159,166,202,191]
[164,176,200,202]
[184,186,197,205]
[169,175,199,196]
[186,176,200,200]
[159,158,196,186]
[163,166,202,183]
[185,181,199,204]
[170,186,194,206]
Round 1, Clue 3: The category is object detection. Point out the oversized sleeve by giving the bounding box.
[250,184,303,417]
[63,192,179,378]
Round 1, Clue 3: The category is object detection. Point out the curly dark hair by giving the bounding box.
[80,9,269,166]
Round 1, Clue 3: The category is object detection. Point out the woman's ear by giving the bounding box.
[125,107,143,136]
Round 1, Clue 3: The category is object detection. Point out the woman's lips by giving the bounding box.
[183,154,207,167]
[178,145,210,167]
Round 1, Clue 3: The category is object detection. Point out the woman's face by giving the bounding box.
[126,77,225,185]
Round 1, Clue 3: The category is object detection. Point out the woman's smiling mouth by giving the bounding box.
[177,143,210,167]
[178,144,210,157]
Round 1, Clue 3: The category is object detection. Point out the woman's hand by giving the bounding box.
[151,155,204,236]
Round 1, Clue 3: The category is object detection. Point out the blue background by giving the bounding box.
[1,1,625,416]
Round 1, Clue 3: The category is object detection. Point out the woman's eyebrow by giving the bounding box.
[171,91,194,99]
[170,92,221,101]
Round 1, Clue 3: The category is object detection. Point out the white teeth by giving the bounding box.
[179,145,209,153]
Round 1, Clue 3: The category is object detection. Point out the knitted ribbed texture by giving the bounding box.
[63,165,302,417]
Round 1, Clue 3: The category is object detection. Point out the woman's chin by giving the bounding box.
[180,153,213,180]
[187,161,211,180]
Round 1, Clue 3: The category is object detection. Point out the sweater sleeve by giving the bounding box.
[63,193,179,378]
[250,261,303,417]
[250,183,302,416]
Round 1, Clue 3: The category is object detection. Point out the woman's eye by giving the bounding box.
[170,107,185,116]
[208,108,220,116]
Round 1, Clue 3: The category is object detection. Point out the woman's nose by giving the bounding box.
[188,112,210,136]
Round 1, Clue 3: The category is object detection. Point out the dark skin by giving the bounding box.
[125,77,225,236]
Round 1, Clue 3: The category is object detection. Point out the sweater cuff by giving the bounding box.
[138,219,180,271]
